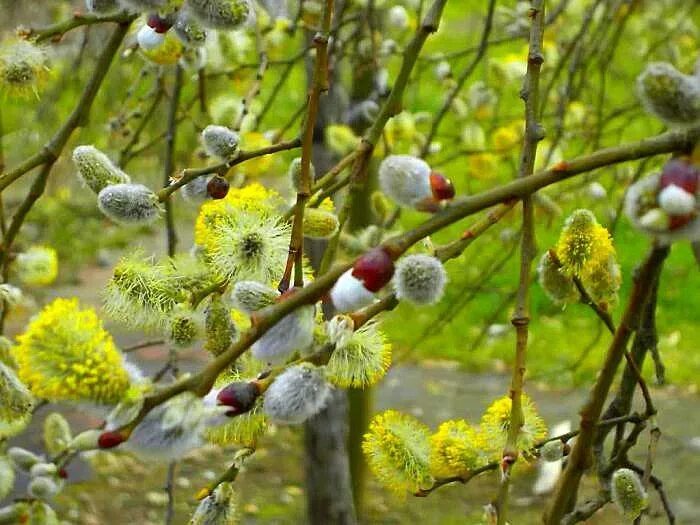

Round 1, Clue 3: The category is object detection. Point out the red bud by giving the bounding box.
[429,171,455,201]
[216,381,260,416]
[352,247,395,292]
[207,175,230,199]
[660,158,699,195]
[147,14,173,34]
[98,430,126,449]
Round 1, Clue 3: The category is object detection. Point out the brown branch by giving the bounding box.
[279,0,335,292]
[544,245,670,524]
[163,65,184,257]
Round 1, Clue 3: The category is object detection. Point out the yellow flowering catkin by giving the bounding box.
[555,209,614,278]
[194,183,280,248]
[479,394,547,461]
[429,420,487,478]
[362,410,433,494]
[14,298,130,404]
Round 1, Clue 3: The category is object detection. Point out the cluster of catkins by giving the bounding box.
[86,0,253,60]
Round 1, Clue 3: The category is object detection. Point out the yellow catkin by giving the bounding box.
[429,420,487,478]
[14,298,130,404]
[556,210,615,278]
[362,410,433,495]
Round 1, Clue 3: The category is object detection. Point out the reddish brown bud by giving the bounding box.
[216,381,261,416]
[429,171,455,201]
[147,14,173,34]
[207,175,230,199]
[98,430,126,449]
[352,247,395,292]
[660,158,699,194]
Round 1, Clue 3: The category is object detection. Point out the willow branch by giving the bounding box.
[495,3,545,523]
[544,244,671,524]
[0,19,135,192]
[279,0,334,292]
[25,11,133,43]
[163,65,183,257]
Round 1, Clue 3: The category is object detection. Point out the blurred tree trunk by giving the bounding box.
[303,3,357,522]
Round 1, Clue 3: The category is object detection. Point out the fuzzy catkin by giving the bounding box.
[378,155,432,207]
[97,183,161,225]
[187,0,253,30]
[251,305,315,364]
[73,145,131,194]
[263,364,332,424]
[202,125,240,160]
[393,254,447,305]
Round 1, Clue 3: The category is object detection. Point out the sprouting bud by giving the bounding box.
[326,315,354,348]
[555,209,614,277]
[124,392,216,460]
[352,247,395,292]
[0,39,48,98]
[8,447,42,472]
[187,0,254,30]
[73,145,131,194]
[435,60,452,81]
[429,172,455,201]
[98,430,127,449]
[0,456,15,501]
[378,155,433,208]
[97,183,161,225]
[216,380,260,416]
[0,361,34,427]
[137,24,166,51]
[625,159,700,243]
[147,13,173,34]
[26,501,58,523]
[69,429,102,452]
[611,468,648,520]
[480,394,547,461]
[537,251,579,305]
[231,280,277,313]
[637,62,700,126]
[43,413,72,456]
[29,463,57,479]
[346,100,379,133]
[429,420,486,478]
[387,5,409,30]
[202,125,240,160]
[371,191,392,224]
[540,440,565,462]
[252,302,315,364]
[189,481,238,525]
[303,208,339,239]
[207,176,230,200]
[263,364,332,424]
[85,0,122,14]
[168,307,200,348]
[117,0,167,9]
[0,283,22,306]
[15,245,58,286]
[658,183,696,216]
[288,157,316,191]
[204,295,237,356]
[174,9,208,47]
[182,175,212,204]
[329,270,376,313]
[326,321,391,388]
[588,181,607,200]
[393,254,447,305]
[28,476,59,500]
[362,410,433,494]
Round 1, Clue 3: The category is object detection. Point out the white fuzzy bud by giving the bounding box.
[435,60,452,81]
[393,254,447,305]
[85,0,122,14]
[28,476,59,500]
[327,315,354,349]
[29,462,57,478]
[174,9,208,47]
[69,429,102,451]
[329,270,376,313]
[637,62,700,126]
[0,283,22,306]
[252,305,315,364]
[187,0,254,30]
[387,6,409,30]
[97,183,161,225]
[73,145,130,194]
[0,456,14,501]
[263,364,332,424]
[611,468,648,520]
[181,175,212,204]
[587,182,607,200]
[231,281,277,313]
[8,447,42,472]
[137,24,166,51]
[202,125,240,160]
[378,155,432,207]
[539,440,565,462]
[189,482,238,524]
[658,184,696,216]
